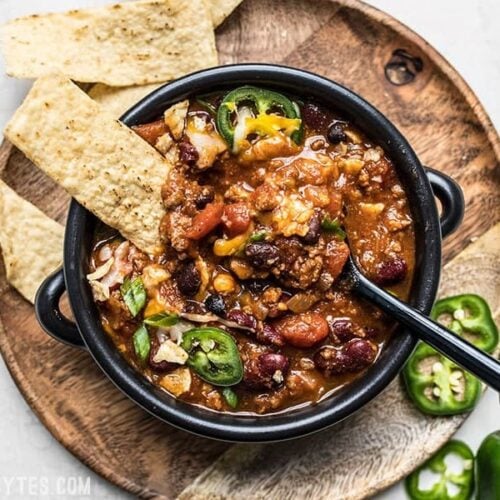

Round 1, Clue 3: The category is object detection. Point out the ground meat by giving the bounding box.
[272,237,324,290]
[157,281,185,312]
[253,183,280,211]
[160,211,192,252]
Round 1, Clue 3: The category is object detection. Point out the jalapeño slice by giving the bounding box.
[181,327,243,386]
[216,86,302,152]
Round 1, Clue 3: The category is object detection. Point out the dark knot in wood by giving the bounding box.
[384,49,424,86]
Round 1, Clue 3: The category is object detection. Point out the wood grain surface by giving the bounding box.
[0,0,499,499]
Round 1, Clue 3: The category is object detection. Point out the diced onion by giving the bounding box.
[86,257,114,281]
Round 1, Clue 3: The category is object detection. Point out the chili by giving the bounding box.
[405,440,474,500]
[181,327,243,386]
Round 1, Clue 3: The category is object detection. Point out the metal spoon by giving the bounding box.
[344,255,500,391]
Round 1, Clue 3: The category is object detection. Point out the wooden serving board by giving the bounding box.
[0,0,499,498]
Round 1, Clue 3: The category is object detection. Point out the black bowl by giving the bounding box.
[35,64,464,442]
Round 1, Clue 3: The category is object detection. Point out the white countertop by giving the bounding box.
[0,0,498,498]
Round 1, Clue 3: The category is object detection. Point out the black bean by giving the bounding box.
[245,242,280,269]
[327,123,347,144]
[205,293,226,317]
[174,261,201,297]
[244,278,272,293]
[195,187,215,209]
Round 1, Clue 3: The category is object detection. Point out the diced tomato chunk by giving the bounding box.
[275,312,329,348]
[324,241,350,281]
[185,203,224,240]
[132,120,168,146]
[222,203,251,237]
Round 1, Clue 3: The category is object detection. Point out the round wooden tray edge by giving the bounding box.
[0,1,498,498]
[0,319,150,498]
[339,0,500,161]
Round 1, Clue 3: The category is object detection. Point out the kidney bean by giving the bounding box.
[185,202,223,240]
[327,122,347,144]
[204,293,226,317]
[244,352,289,390]
[302,211,322,244]
[132,120,168,146]
[314,339,377,375]
[148,342,175,373]
[227,309,258,331]
[179,140,199,165]
[343,339,378,369]
[275,312,329,348]
[328,318,355,343]
[222,203,251,237]
[374,257,407,285]
[325,241,350,281]
[257,323,285,347]
[302,102,331,130]
[174,261,201,297]
[245,242,280,269]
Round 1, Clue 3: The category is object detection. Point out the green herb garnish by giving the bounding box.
[321,217,346,240]
[144,312,179,328]
[133,324,150,362]
[249,230,268,242]
[120,276,147,317]
[222,387,239,409]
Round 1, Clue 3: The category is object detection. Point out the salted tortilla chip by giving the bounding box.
[88,0,243,117]
[2,0,218,86]
[210,0,243,27]
[0,180,64,303]
[89,82,165,118]
[5,74,171,255]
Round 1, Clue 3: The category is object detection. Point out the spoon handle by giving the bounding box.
[354,274,500,391]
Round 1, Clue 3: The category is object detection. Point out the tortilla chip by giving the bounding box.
[210,0,243,27]
[0,180,64,303]
[89,82,165,118]
[2,0,218,86]
[88,0,243,117]
[5,74,171,255]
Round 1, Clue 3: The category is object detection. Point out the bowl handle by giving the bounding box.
[35,268,86,349]
[425,167,465,238]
